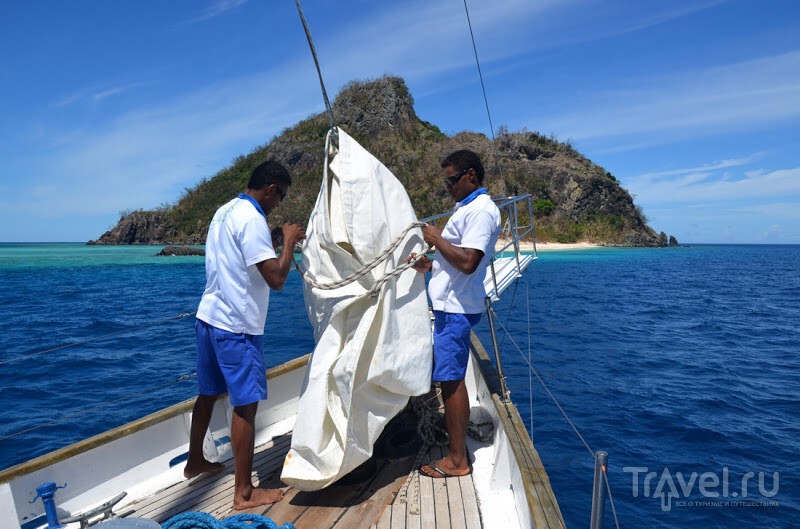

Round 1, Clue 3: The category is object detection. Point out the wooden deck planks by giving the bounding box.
[458,475,482,529]
[260,487,322,526]
[446,475,467,529]
[375,506,392,529]
[332,456,416,529]
[122,432,484,529]
[127,435,290,521]
[416,473,436,529]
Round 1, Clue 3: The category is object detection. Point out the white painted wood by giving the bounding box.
[0,361,306,528]
[0,483,19,527]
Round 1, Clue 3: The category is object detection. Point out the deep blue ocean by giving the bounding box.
[0,243,797,528]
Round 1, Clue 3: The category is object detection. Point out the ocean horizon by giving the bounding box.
[1,243,797,528]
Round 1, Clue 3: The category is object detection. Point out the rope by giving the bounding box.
[294,0,335,131]
[394,392,446,514]
[463,0,495,143]
[0,312,197,366]
[0,372,196,443]
[162,512,295,529]
[396,389,494,513]
[302,221,429,298]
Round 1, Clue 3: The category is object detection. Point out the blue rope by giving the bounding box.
[161,511,295,529]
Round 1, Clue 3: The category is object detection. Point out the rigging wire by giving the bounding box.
[490,306,624,526]
[525,274,534,437]
[489,306,595,457]
[463,0,496,143]
[461,9,605,520]
[0,372,197,443]
[603,468,623,529]
[0,311,197,366]
[295,0,336,130]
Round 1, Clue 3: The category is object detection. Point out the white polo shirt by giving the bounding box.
[196,196,277,335]
[428,192,500,314]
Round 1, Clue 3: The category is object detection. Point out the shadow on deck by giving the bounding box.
[123,434,481,529]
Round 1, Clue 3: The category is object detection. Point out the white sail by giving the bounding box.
[281,127,432,491]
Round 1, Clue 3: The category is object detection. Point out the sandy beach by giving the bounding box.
[496,237,600,252]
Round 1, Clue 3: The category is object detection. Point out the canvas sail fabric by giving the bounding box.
[281,127,432,491]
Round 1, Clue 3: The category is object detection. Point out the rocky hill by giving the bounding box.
[89,76,674,247]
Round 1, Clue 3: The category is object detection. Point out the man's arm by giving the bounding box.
[256,223,305,290]
[421,225,484,275]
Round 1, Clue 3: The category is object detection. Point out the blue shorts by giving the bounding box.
[432,311,482,382]
[195,319,267,406]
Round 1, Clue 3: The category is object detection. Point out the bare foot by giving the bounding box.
[233,487,285,510]
[184,459,225,479]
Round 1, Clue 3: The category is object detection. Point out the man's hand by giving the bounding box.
[406,252,432,273]
[270,227,284,249]
[421,223,484,275]
[257,224,306,291]
[281,223,306,249]
[421,225,442,247]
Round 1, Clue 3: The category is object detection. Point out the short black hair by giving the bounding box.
[441,150,485,184]
[247,159,292,190]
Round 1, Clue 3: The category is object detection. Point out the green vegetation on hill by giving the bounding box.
[90,76,671,247]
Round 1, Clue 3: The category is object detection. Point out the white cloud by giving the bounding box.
[535,50,800,143]
[633,155,763,180]
[91,82,149,103]
[626,163,800,205]
[7,64,320,219]
[52,82,152,108]
[182,0,248,25]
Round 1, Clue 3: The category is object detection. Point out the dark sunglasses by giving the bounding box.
[274,185,287,202]
[444,168,470,187]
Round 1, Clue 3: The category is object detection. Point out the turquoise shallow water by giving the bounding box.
[1,243,798,528]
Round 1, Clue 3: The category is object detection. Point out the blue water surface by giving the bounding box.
[0,243,797,528]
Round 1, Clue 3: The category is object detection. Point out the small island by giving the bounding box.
[91,76,678,248]
[156,246,205,257]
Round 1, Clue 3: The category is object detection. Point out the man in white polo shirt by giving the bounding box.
[184,159,305,509]
[411,149,500,478]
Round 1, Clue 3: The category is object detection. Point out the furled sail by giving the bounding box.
[281,127,432,491]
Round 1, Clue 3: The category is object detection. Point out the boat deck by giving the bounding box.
[121,434,481,529]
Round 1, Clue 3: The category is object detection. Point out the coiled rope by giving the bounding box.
[394,390,494,514]
[301,221,430,298]
[162,512,294,529]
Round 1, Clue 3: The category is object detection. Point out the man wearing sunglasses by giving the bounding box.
[185,159,305,509]
[410,149,500,479]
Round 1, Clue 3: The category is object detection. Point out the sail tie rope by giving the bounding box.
[300,221,430,298]
[162,512,294,529]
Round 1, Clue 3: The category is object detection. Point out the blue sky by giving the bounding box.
[1,0,798,243]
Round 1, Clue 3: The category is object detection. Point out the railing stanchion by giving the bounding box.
[590,451,608,529]
[485,297,509,401]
